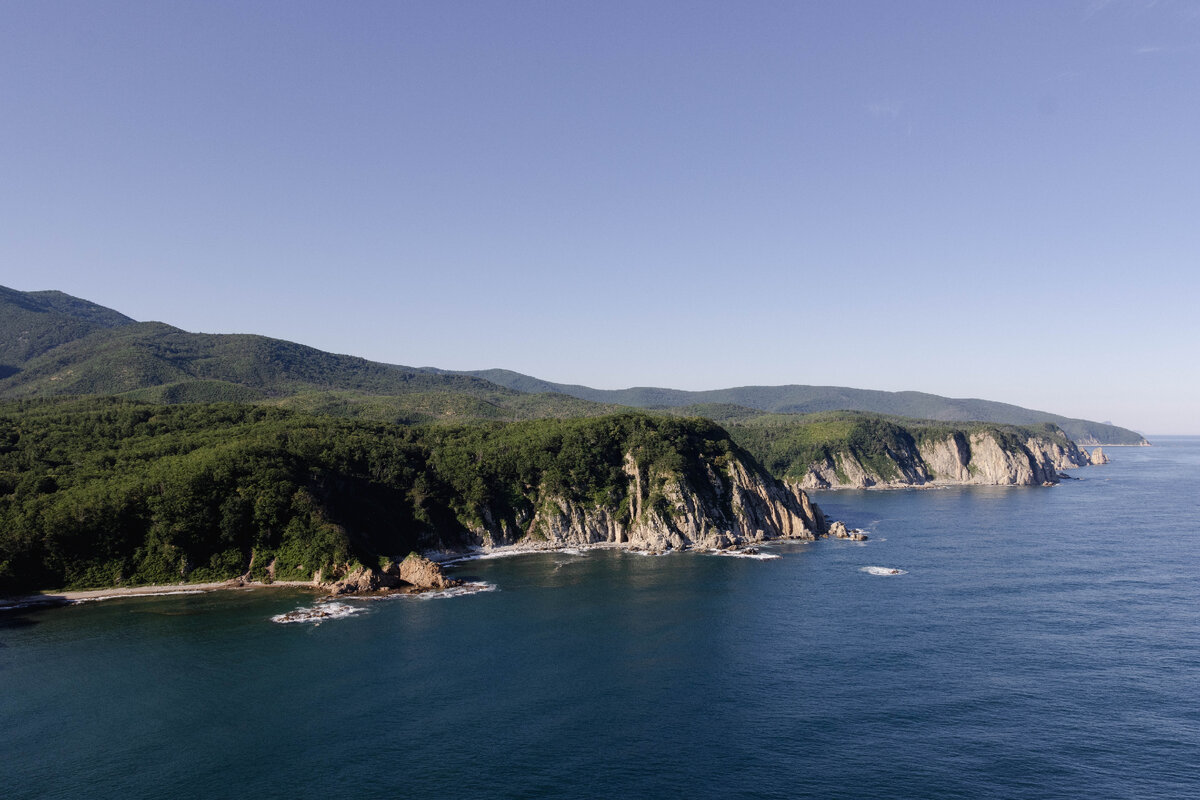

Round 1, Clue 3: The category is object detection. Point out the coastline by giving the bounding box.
[1,579,322,611]
[430,541,628,565]
[430,537,810,565]
[0,549,596,610]
[4,536,846,611]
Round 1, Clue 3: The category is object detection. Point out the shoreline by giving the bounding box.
[430,538,804,565]
[1,579,322,611]
[800,464,1103,493]
[429,540,628,565]
[3,539,827,611]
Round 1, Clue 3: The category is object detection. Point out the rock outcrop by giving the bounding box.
[828,521,868,541]
[327,565,387,595]
[1088,447,1109,465]
[464,448,829,553]
[395,552,459,590]
[796,429,1090,490]
[326,553,461,595]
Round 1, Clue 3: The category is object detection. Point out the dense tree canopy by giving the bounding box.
[0,398,741,594]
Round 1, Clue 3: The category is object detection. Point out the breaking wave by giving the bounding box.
[0,599,49,611]
[860,566,907,576]
[409,581,497,600]
[441,549,556,565]
[711,550,781,560]
[73,590,207,604]
[271,601,363,624]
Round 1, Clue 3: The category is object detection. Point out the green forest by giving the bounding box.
[0,398,742,594]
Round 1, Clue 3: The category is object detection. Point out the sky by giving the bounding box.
[2,0,1198,434]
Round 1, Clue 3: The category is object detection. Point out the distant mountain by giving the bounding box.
[2,320,499,400]
[0,286,617,423]
[0,286,1146,444]
[425,369,1148,446]
[0,286,134,378]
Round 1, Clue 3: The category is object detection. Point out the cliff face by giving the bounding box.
[797,430,1090,490]
[465,449,827,552]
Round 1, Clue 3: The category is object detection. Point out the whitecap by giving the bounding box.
[271,601,363,624]
[409,581,497,600]
[860,566,907,576]
[340,581,497,601]
[710,550,781,560]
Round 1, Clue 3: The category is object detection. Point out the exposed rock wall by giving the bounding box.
[795,430,1090,490]
[465,449,828,553]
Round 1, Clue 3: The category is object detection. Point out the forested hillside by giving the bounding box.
[0,286,134,377]
[0,398,757,594]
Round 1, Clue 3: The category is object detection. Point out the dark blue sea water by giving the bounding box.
[3,439,1199,799]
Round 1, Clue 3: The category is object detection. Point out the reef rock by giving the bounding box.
[325,553,461,595]
[395,552,460,590]
[828,521,869,541]
[1089,447,1110,465]
[327,565,389,595]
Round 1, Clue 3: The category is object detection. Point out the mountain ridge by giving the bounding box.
[0,286,1147,444]
[425,367,1147,446]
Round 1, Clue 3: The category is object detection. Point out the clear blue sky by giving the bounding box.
[3,1,1198,433]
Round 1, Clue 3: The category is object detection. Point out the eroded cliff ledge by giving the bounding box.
[795,429,1091,490]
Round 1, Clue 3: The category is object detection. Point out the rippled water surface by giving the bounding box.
[3,438,1198,799]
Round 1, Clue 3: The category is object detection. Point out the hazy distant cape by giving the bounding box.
[424,368,1147,447]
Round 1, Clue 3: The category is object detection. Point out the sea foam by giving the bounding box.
[271,601,363,624]
[860,566,907,576]
[710,550,781,560]
[410,581,497,600]
[72,589,208,604]
[345,581,499,601]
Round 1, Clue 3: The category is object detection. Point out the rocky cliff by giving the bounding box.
[796,429,1090,490]
[464,449,828,553]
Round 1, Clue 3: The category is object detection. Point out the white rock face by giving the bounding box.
[919,433,973,483]
[1089,447,1109,465]
[796,430,1090,490]
[466,449,828,552]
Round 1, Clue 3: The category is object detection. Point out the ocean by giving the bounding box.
[2,438,1198,799]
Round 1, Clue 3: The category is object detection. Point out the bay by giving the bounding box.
[2,439,1198,799]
